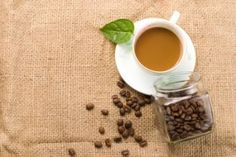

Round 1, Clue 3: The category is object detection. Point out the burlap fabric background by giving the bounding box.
[0,0,235,157]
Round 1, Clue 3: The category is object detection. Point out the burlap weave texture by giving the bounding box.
[0,0,235,157]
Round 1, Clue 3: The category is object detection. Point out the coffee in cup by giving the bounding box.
[135,27,182,72]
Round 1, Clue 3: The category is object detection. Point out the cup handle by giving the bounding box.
[169,11,180,24]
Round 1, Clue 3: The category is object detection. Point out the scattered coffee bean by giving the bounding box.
[113,98,120,104]
[86,103,94,110]
[131,103,138,109]
[122,130,129,139]
[121,149,130,156]
[94,141,103,148]
[99,126,105,135]
[125,120,132,129]
[131,96,138,103]
[134,135,143,143]
[120,108,126,116]
[127,100,133,106]
[68,148,76,156]
[139,140,148,147]
[134,105,140,111]
[117,81,125,88]
[123,105,131,113]
[112,94,118,99]
[135,111,142,117]
[144,98,151,104]
[121,150,129,157]
[128,128,135,136]
[120,89,127,97]
[118,126,125,134]
[113,136,122,143]
[105,138,112,147]
[138,99,146,106]
[117,119,124,126]
[125,91,131,98]
[101,109,109,116]
[116,102,124,108]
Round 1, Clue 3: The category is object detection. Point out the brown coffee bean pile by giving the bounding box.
[163,96,212,141]
[68,148,76,157]
[86,78,153,156]
[115,119,148,147]
[112,87,154,118]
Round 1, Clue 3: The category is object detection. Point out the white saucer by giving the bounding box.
[115,18,196,95]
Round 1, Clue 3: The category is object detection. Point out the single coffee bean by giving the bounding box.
[120,108,126,116]
[175,118,183,122]
[166,107,171,115]
[120,89,127,97]
[125,120,132,129]
[118,126,125,134]
[113,98,120,104]
[183,101,190,109]
[176,129,184,133]
[178,109,183,115]
[195,122,201,129]
[135,111,142,118]
[121,149,129,156]
[94,141,103,148]
[105,138,112,147]
[167,124,175,131]
[117,81,125,88]
[186,107,193,115]
[128,128,135,136]
[86,103,94,110]
[180,113,186,119]
[131,103,138,109]
[139,140,148,147]
[117,119,124,126]
[122,130,129,139]
[183,124,192,131]
[138,99,146,106]
[172,112,180,117]
[124,105,131,113]
[113,136,122,143]
[116,102,123,108]
[144,98,151,104]
[126,98,132,102]
[112,94,118,99]
[101,109,109,116]
[171,104,178,112]
[134,105,140,111]
[127,100,133,106]
[198,106,205,112]
[99,126,105,135]
[131,96,138,103]
[125,91,131,98]
[68,148,76,156]
[192,113,198,118]
[134,135,143,143]
[185,115,191,121]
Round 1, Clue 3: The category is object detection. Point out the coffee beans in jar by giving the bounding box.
[154,72,214,143]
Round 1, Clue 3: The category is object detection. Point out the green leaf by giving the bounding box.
[100,19,134,44]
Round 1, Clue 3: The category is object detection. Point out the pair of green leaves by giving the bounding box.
[100,19,134,44]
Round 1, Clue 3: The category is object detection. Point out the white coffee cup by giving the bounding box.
[132,11,187,74]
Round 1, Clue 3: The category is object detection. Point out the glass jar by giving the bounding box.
[153,72,214,143]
